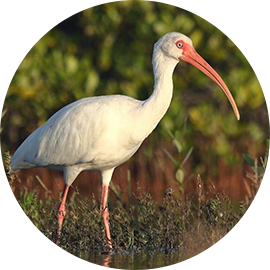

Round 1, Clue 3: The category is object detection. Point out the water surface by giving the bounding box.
[0,251,235,270]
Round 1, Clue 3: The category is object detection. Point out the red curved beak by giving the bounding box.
[180,44,240,121]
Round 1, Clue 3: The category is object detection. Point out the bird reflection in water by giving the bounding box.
[55,250,112,270]
[102,253,112,267]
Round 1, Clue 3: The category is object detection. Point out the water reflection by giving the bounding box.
[103,253,111,267]
[55,250,112,270]
[0,251,235,270]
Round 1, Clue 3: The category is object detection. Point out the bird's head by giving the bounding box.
[154,32,240,121]
[154,32,193,61]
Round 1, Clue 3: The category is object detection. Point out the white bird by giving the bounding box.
[10,32,240,249]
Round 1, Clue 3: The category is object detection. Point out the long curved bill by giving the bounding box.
[180,44,240,121]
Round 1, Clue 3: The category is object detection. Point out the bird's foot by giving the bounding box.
[100,206,112,250]
[106,237,113,250]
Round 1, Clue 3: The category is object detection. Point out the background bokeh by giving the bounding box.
[1,0,269,203]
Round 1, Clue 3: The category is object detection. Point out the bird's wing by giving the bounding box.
[11,95,141,171]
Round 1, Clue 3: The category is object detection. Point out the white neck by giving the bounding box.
[138,49,178,139]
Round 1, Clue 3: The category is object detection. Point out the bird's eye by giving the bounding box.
[176,42,183,48]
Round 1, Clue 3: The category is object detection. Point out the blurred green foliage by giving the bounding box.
[1,0,269,177]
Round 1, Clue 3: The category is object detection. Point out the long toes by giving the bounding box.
[107,242,112,250]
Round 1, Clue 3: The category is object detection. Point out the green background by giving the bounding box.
[1,0,269,201]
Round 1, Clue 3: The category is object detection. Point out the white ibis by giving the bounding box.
[10,32,240,249]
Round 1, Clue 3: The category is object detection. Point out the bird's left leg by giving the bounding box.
[100,169,114,250]
[56,184,70,245]
[101,184,112,249]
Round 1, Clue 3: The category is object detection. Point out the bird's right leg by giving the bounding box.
[56,184,70,245]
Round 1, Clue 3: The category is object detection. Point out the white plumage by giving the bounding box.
[10,32,239,248]
[11,96,144,184]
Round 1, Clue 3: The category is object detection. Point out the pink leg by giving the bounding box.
[56,184,70,245]
[100,185,112,249]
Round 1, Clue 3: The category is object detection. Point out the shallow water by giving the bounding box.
[0,251,235,270]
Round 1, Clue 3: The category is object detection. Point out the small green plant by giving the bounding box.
[243,139,270,176]
[163,124,194,192]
